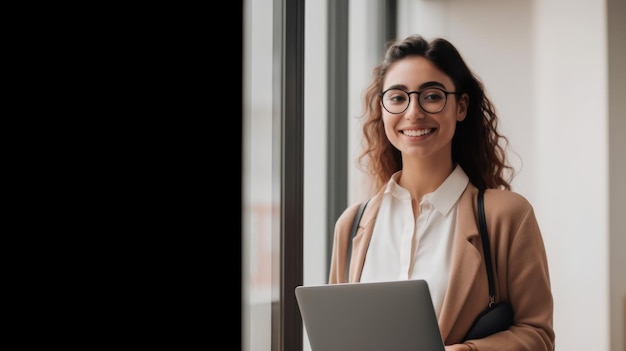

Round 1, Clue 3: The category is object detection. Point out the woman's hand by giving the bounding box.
[445,343,471,351]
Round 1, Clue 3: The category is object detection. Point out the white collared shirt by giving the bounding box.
[360,165,469,318]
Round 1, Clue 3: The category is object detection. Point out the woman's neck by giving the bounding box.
[397,158,455,203]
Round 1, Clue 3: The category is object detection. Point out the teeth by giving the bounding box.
[404,129,432,137]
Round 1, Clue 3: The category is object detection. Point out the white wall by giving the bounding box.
[533,1,610,350]
[534,1,626,350]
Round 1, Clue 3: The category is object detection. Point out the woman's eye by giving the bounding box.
[422,92,444,101]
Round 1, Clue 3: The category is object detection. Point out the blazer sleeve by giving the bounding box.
[467,191,555,351]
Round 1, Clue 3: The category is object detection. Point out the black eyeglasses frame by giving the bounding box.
[379,87,460,114]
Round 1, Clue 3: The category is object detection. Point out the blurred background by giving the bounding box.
[242,0,626,350]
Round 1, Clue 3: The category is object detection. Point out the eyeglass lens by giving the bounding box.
[381,88,448,114]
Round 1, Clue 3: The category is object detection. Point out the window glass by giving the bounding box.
[243,0,274,350]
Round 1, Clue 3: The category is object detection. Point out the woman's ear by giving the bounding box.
[456,93,469,122]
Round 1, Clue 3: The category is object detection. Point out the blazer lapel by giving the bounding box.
[438,187,482,340]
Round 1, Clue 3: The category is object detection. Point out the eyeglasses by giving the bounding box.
[380,87,459,114]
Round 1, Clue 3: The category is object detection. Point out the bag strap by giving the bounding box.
[346,199,370,280]
[478,188,496,306]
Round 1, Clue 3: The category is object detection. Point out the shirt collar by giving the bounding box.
[384,165,469,215]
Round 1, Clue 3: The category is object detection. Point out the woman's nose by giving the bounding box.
[404,98,425,120]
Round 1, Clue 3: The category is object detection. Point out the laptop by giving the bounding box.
[295,279,446,351]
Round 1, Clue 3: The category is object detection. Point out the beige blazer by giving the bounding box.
[329,183,555,350]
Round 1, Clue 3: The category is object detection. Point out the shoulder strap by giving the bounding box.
[346,199,370,281]
[478,188,496,305]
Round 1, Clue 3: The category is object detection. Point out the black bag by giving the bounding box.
[465,301,514,340]
[464,189,514,340]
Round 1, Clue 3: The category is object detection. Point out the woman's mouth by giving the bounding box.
[402,128,434,137]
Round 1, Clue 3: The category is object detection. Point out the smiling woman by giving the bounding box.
[328,35,555,351]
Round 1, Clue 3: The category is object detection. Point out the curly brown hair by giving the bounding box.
[358,35,514,191]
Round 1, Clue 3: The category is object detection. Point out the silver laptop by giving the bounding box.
[295,279,446,351]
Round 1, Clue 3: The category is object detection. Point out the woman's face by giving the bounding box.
[381,55,467,162]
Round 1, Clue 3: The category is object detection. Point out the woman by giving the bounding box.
[328,35,555,350]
